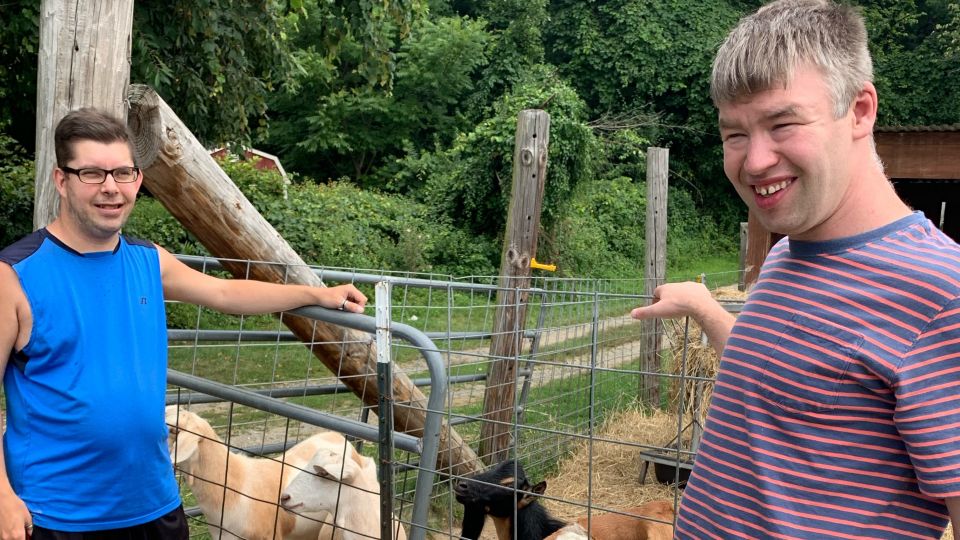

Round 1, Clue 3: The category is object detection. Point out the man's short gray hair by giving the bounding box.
[710,0,873,118]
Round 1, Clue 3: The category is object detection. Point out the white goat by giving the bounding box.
[166,406,337,540]
[279,442,408,540]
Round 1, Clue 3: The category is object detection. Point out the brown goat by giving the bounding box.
[544,500,675,540]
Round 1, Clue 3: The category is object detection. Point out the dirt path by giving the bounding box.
[442,314,647,408]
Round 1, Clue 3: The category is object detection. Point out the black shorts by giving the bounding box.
[31,506,189,540]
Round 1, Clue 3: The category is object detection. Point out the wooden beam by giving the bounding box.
[876,131,960,180]
[127,85,482,477]
[34,0,135,229]
[479,109,550,465]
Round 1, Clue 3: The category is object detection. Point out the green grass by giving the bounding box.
[669,253,740,286]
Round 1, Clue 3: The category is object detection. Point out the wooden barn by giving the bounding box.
[742,125,960,288]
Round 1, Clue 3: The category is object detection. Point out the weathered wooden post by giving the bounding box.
[739,222,748,291]
[640,147,669,406]
[34,0,134,229]
[744,211,783,289]
[479,109,550,465]
[127,85,482,477]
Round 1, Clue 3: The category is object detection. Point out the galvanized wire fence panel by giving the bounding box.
[164,255,744,539]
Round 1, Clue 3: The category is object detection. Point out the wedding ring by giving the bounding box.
[338,298,348,311]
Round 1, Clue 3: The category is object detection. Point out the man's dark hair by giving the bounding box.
[54,108,136,167]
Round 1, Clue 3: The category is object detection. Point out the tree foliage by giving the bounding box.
[0,0,423,151]
[264,13,489,184]
[541,0,746,220]
[132,0,424,147]
[130,1,294,146]
[4,0,959,278]
[455,0,549,117]
[0,134,34,246]
[863,0,960,125]
[0,2,40,150]
[416,65,598,238]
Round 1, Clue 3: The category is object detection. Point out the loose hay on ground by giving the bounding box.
[542,407,684,522]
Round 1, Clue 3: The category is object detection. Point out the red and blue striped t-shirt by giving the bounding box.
[675,212,960,539]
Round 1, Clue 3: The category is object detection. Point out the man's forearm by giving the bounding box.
[694,302,736,356]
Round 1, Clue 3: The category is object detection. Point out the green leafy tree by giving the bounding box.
[264,14,489,185]
[131,1,295,146]
[417,64,598,238]
[132,0,423,146]
[0,1,423,151]
[0,2,40,151]
[543,0,741,129]
[458,0,549,117]
[863,0,960,125]
[941,2,960,58]
[0,134,35,246]
[542,0,746,228]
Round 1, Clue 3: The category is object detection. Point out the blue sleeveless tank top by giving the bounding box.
[0,229,180,531]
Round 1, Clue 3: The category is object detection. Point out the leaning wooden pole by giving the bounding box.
[34,0,135,229]
[479,110,551,465]
[127,85,481,477]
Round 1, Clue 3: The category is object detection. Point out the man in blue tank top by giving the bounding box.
[631,1,960,538]
[0,109,368,539]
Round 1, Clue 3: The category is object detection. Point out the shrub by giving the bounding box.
[0,134,35,247]
[126,157,497,276]
[550,176,646,277]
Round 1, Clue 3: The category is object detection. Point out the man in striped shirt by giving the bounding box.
[631,0,960,538]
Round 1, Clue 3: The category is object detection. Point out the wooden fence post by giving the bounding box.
[34,0,134,229]
[744,211,783,289]
[640,147,669,406]
[479,110,550,465]
[739,222,748,291]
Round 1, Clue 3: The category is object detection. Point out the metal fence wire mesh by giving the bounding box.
[164,256,744,539]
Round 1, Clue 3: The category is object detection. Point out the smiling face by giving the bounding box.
[53,139,142,251]
[718,65,869,241]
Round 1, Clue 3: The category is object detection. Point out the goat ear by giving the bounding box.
[518,480,547,509]
[316,452,361,482]
[171,429,200,466]
[347,444,367,470]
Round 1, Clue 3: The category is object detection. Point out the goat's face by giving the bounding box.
[280,445,361,514]
[454,460,546,517]
[165,406,203,467]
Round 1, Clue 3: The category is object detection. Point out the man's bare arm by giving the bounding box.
[0,263,34,540]
[630,281,735,356]
[156,246,367,315]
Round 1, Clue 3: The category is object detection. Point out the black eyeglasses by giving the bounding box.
[60,166,141,184]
